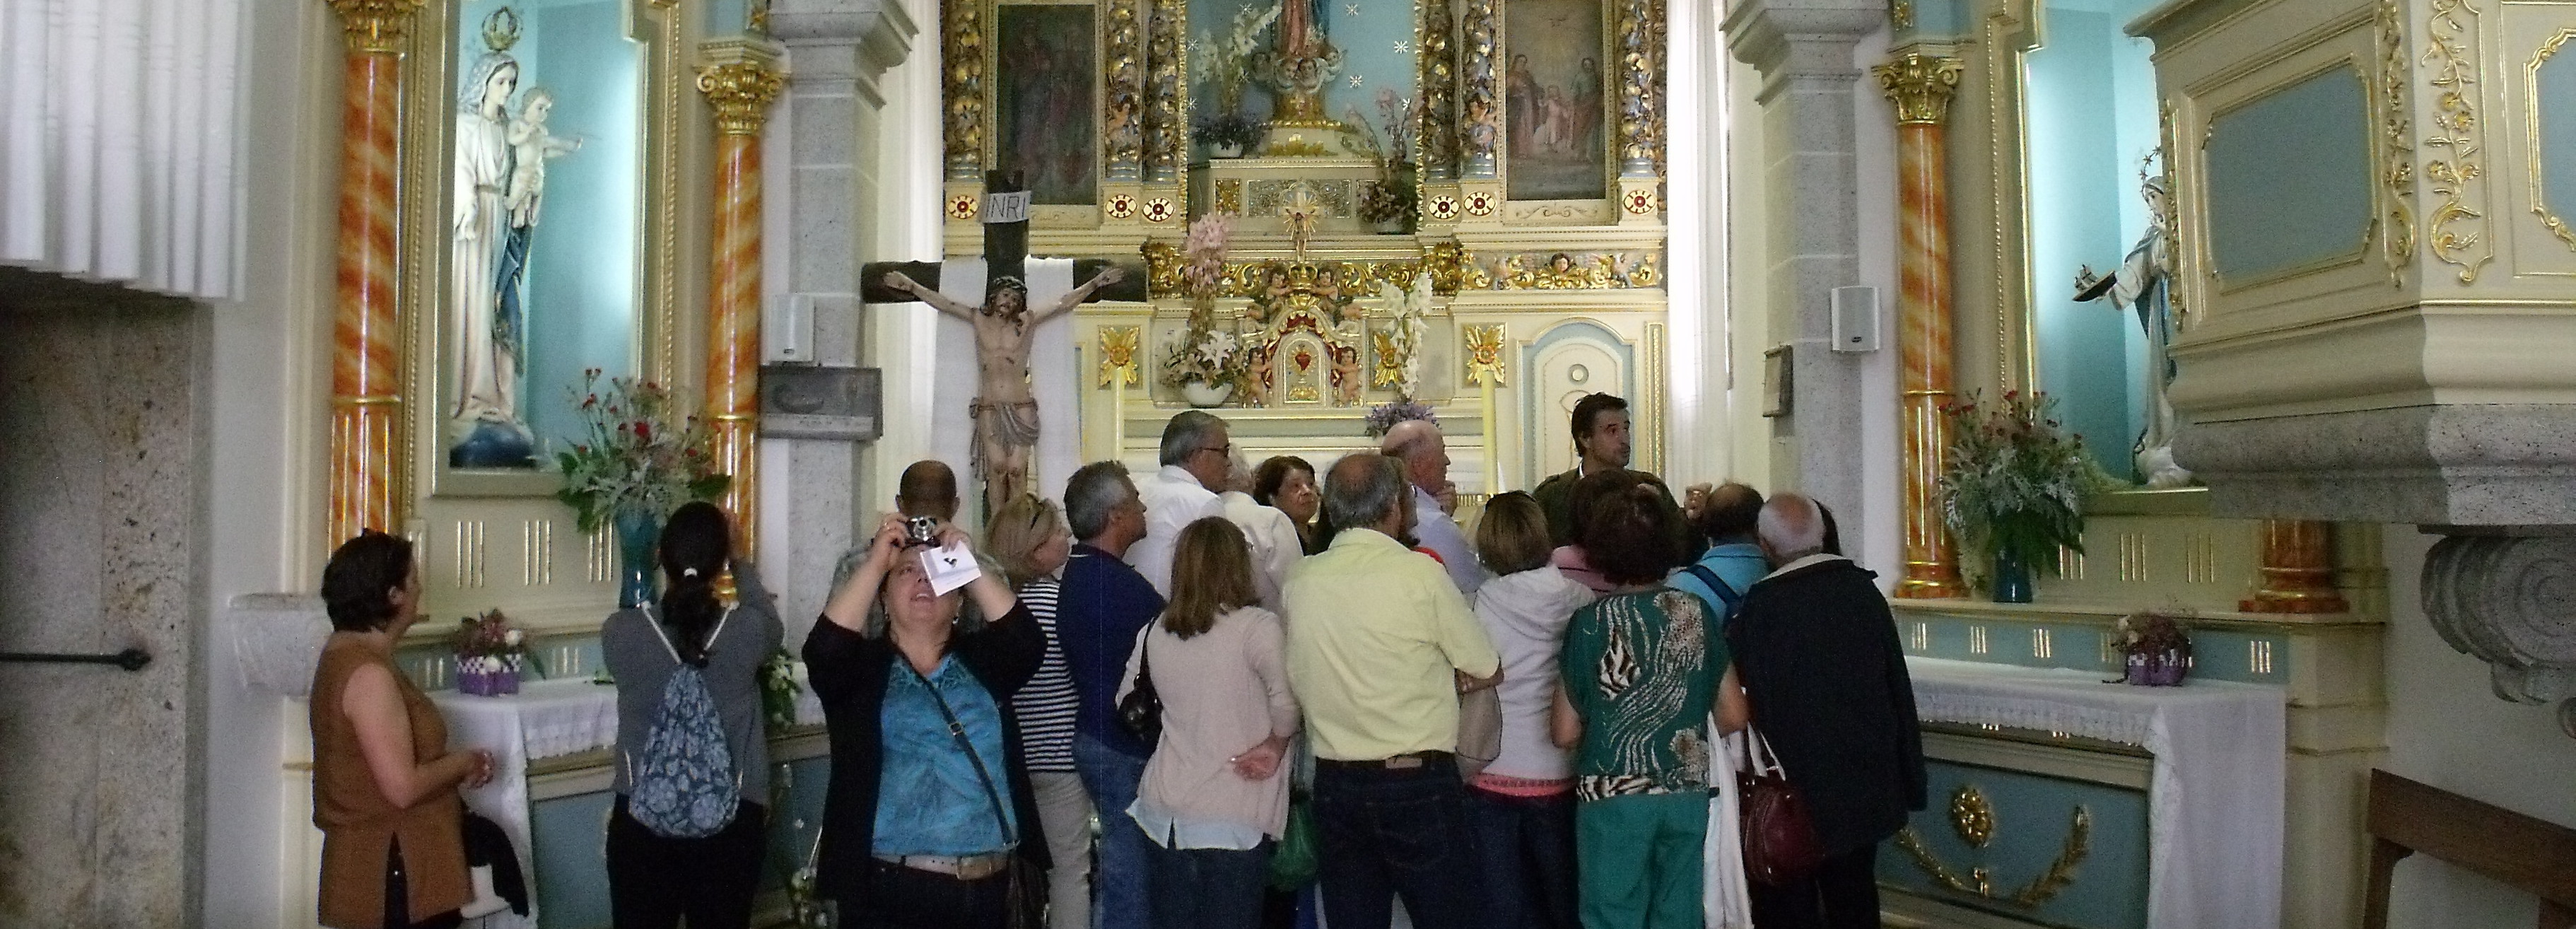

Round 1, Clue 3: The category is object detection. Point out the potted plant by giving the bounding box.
[1346,91,1421,233]
[1194,5,1278,158]
[1362,399,1438,439]
[556,370,732,607]
[1160,214,1250,406]
[2110,611,2194,686]
[454,609,528,696]
[1936,390,2115,602]
[1195,112,1265,158]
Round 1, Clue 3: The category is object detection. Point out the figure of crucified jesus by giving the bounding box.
[882,266,1129,515]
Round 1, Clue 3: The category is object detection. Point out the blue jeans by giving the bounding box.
[1464,788,1579,929]
[1311,757,1487,929]
[1073,734,1152,929]
[1146,840,1272,929]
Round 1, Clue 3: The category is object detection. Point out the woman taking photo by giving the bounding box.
[1253,455,1323,555]
[806,512,1047,929]
[600,502,785,929]
[1118,518,1299,929]
[1551,474,1750,929]
[988,493,1092,929]
[310,531,494,929]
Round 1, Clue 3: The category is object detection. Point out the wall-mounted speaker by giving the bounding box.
[1830,286,1880,354]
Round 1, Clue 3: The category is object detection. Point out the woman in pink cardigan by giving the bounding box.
[1117,517,1301,929]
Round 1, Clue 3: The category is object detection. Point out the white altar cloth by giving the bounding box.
[1905,658,2284,929]
[432,668,828,928]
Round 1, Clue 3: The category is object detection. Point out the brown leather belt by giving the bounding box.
[1316,750,1453,771]
[874,851,1013,881]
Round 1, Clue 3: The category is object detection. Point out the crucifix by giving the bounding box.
[860,172,1140,516]
[1280,182,1323,257]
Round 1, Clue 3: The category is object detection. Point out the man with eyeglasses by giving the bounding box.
[1125,409,1234,597]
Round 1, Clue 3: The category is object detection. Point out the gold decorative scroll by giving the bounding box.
[2526,30,2576,252]
[1463,323,1506,386]
[943,0,987,180]
[2380,0,2418,280]
[1895,805,2092,907]
[1475,252,1655,290]
[2422,0,2491,284]
[1873,54,1964,126]
[2158,101,2194,330]
[325,0,425,54]
[1422,240,1479,293]
[1106,0,1145,180]
[1460,0,1501,179]
[1099,326,1142,387]
[697,62,785,136]
[1419,0,1460,180]
[1146,0,1186,182]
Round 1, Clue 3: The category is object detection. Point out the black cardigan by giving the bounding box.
[1730,557,1928,856]
[802,602,1048,903]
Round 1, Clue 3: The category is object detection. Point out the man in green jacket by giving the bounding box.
[1530,392,1697,557]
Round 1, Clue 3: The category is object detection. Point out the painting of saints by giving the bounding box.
[1503,0,1608,201]
[997,5,1099,205]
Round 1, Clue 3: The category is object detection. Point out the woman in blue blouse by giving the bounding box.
[805,513,1046,929]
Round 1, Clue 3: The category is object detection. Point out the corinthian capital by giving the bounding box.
[697,62,788,136]
[1873,53,1964,125]
[325,0,425,55]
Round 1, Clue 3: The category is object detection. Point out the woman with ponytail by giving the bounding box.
[600,501,785,929]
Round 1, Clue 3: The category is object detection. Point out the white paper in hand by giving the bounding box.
[921,542,983,595]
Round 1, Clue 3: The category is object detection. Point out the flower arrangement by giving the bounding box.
[1194,112,1266,155]
[1937,390,2119,599]
[2109,611,2194,686]
[1380,272,1432,398]
[455,609,529,696]
[555,370,731,534]
[760,649,803,736]
[1345,90,1422,228]
[1198,4,1280,115]
[1363,399,1438,438]
[1161,214,1251,401]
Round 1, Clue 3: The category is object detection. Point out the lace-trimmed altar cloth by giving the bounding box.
[1906,658,2285,929]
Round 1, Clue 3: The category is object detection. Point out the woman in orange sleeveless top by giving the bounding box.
[310,531,496,928]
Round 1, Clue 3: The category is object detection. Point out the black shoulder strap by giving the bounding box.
[1682,563,1743,616]
[906,662,1017,844]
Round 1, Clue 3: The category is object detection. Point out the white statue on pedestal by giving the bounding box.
[2076,174,2193,489]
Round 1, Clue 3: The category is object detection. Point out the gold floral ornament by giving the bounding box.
[325,0,427,54]
[1463,324,1507,386]
[1950,783,1994,848]
[1098,327,1142,387]
[948,194,980,221]
[697,62,786,136]
[1872,53,1964,126]
[1895,804,2092,907]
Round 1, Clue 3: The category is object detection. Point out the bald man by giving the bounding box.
[894,460,961,522]
[1381,419,1485,595]
[1732,493,1925,929]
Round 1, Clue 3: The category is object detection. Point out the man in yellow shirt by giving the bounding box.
[1283,453,1502,929]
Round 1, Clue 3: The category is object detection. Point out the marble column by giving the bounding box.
[1726,0,1883,539]
[1875,52,1966,600]
[2242,519,2349,614]
[698,60,786,556]
[324,0,423,545]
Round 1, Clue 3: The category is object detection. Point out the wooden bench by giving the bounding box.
[2365,769,2576,929]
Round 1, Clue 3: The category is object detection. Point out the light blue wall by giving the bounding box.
[2024,0,2160,481]
[1190,0,1422,152]
[2203,67,2372,281]
[2538,51,2576,234]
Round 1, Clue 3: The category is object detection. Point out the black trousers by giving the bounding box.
[1745,843,1882,929]
[606,796,770,929]
[843,859,1015,929]
[382,839,463,929]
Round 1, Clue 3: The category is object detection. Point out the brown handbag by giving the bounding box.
[1738,729,1825,886]
[1454,685,1504,779]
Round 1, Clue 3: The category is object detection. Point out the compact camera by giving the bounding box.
[903,515,940,546]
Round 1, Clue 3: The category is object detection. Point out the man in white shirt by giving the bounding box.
[1219,450,1304,614]
[1126,409,1233,596]
[1381,419,1486,595]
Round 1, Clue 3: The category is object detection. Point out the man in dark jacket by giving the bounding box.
[1729,492,1926,929]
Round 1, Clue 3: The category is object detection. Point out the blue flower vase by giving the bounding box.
[1991,549,2035,604]
[613,507,660,609]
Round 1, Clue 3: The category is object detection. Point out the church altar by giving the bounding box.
[1897,658,2285,929]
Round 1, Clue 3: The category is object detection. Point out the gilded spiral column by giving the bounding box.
[1417,0,1458,181]
[942,0,986,180]
[698,62,785,555]
[1875,53,1967,600]
[325,0,423,547]
[1144,0,1185,184]
[1459,0,1500,180]
[1105,0,1145,182]
[2242,520,2350,613]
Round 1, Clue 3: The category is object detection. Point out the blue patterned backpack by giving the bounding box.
[626,606,742,838]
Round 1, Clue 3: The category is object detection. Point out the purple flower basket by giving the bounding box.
[2124,648,2191,686]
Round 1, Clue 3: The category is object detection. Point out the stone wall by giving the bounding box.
[0,268,206,926]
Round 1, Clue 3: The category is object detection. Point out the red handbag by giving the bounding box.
[1738,729,1825,886]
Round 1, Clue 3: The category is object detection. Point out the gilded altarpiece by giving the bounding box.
[933,0,1669,489]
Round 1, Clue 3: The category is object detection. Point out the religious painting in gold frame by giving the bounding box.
[1497,0,1612,203]
[990,0,1108,220]
[407,0,686,497]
